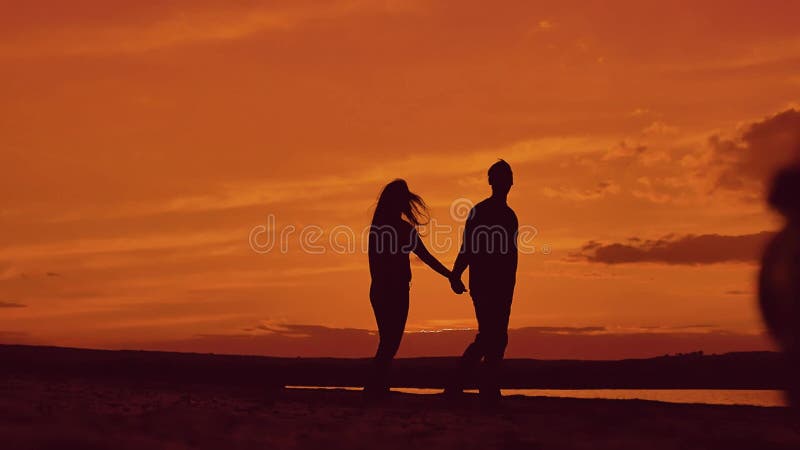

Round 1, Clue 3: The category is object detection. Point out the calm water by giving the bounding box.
[400,388,788,407]
[288,386,787,407]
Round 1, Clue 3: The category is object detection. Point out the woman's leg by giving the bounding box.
[375,294,409,362]
[367,283,409,394]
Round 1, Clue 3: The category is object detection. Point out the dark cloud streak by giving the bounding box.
[130,322,773,361]
[710,108,800,191]
[575,231,773,265]
[0,301,27,308]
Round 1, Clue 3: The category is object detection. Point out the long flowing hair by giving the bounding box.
[371,179,429,227]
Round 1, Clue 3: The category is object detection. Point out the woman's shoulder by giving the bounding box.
[398,219,418,236]
[371,220,399,229]
[370,219,416,237]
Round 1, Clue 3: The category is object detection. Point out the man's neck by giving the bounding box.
[490,192,508,204]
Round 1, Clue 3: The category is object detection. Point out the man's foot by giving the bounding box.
[363,385,390,402]
[479,387,502,409]
[442,385,468,401]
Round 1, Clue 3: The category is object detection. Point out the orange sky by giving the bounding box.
[2,0,800,359]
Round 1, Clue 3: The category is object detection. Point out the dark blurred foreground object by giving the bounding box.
[759,164,800,407]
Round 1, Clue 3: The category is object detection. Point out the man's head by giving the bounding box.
[488,159,513,196]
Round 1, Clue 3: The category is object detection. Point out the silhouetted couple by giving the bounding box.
[365,160,518,404]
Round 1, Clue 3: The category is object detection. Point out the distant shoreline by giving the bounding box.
[0,344,791,390]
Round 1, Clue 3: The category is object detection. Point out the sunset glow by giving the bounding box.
[2,0,800,359]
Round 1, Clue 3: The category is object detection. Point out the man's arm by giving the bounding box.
[450,209,475,294]
[452,248,469,280]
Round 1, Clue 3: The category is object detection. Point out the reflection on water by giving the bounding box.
[395,388,788,407]
[288,386,787,407]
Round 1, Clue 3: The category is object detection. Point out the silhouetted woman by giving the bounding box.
[365,179,451,397]
[759,164,800,407]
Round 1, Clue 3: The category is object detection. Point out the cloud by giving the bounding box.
[710,108,800,191]
[0,265,22,281]
[574,231,774,265]
[579,108,800,206]
[0,301,26,308]
[725,290,752,296]
[0,1,423,57]
[130,322,773,360]
[642,121,679,136]
[517,326,606,334]
[0,330,36,344]
[601,141,648,160]
[537,20,554,30]
[541,180,621,201]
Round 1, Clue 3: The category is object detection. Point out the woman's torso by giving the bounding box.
[368,219,417,285]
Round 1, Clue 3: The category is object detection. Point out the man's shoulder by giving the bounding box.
[474,198,516,215]
[474,198,493,210]
[497,203,517,230]
[467,198,490,220]
[507,204,518,221]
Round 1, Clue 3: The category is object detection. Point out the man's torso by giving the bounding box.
[466,198,518,299]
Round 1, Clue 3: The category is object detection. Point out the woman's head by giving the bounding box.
[768,164,800,222]
[373,179,429,226]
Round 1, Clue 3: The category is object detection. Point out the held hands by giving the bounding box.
[439,267,465,294]
[449,274,467,295]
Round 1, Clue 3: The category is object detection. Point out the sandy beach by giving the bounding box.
[2,375,799,450]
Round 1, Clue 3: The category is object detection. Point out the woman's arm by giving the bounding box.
[413,238,451,279]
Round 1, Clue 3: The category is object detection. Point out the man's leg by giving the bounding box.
[462,299,490,368]
[446,298,489,395]
[479,299,512,401]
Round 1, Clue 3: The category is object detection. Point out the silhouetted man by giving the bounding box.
[448,159,518,402]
